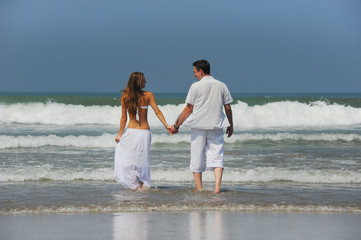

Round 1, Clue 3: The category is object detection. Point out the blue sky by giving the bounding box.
[1,0,360,93]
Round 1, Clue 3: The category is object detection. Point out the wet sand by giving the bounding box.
[1,211,360,240]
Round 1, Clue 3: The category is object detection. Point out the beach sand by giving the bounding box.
[1,211,360,240]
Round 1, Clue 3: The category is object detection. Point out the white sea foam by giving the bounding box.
[0,102,121,125]
[152,168,361,184]
[227,132,361,143]
[1,132,360,149]
[1,166,360,184]
[223,168,361,184]
[232,100,361,128]
[1,101,361,128]
[0,134,115,149]
[0,166,113,182]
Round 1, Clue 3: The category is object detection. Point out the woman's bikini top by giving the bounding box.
[136,105,148,121]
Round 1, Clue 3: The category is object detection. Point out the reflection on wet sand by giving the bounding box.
[112,211,225,240]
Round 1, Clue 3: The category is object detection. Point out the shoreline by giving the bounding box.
[2,181,361,216]
[2,205,361,216]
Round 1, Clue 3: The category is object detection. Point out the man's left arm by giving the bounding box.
[224,104,233,137]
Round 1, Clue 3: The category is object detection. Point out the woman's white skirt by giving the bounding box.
[114,128,151,189]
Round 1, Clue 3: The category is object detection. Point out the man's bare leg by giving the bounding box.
[214,167,223,193]
[193,172,202,190]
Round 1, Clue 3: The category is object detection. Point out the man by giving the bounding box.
[171,59,233,193]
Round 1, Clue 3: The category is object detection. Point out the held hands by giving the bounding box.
[170,124,179,134]
[166,125,174,136]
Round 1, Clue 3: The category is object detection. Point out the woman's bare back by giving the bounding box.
[126,92,151,129]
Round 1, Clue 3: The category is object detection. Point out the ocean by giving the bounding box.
[1,92,361,215]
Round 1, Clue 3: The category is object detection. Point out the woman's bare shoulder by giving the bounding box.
[143,91,154,98]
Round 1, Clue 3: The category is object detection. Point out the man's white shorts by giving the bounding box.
[190,128,224,172]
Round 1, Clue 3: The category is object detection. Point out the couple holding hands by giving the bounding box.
[114,60,233,193]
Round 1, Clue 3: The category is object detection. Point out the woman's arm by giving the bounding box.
[148,92,173,135]
[115,97,128,142]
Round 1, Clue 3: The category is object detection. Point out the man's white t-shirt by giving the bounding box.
[183,76,233,130]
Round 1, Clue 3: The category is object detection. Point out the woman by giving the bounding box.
[114,72,172,190]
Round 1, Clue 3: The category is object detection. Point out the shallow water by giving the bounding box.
[1,93,360,215]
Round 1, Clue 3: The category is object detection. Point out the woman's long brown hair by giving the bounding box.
[121,72,145,115]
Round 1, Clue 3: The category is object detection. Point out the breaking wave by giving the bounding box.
[1,167,360,184]
[1,100,361,128]
[1,132,360,149]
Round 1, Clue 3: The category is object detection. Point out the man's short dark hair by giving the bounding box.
[192,59,210,75]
